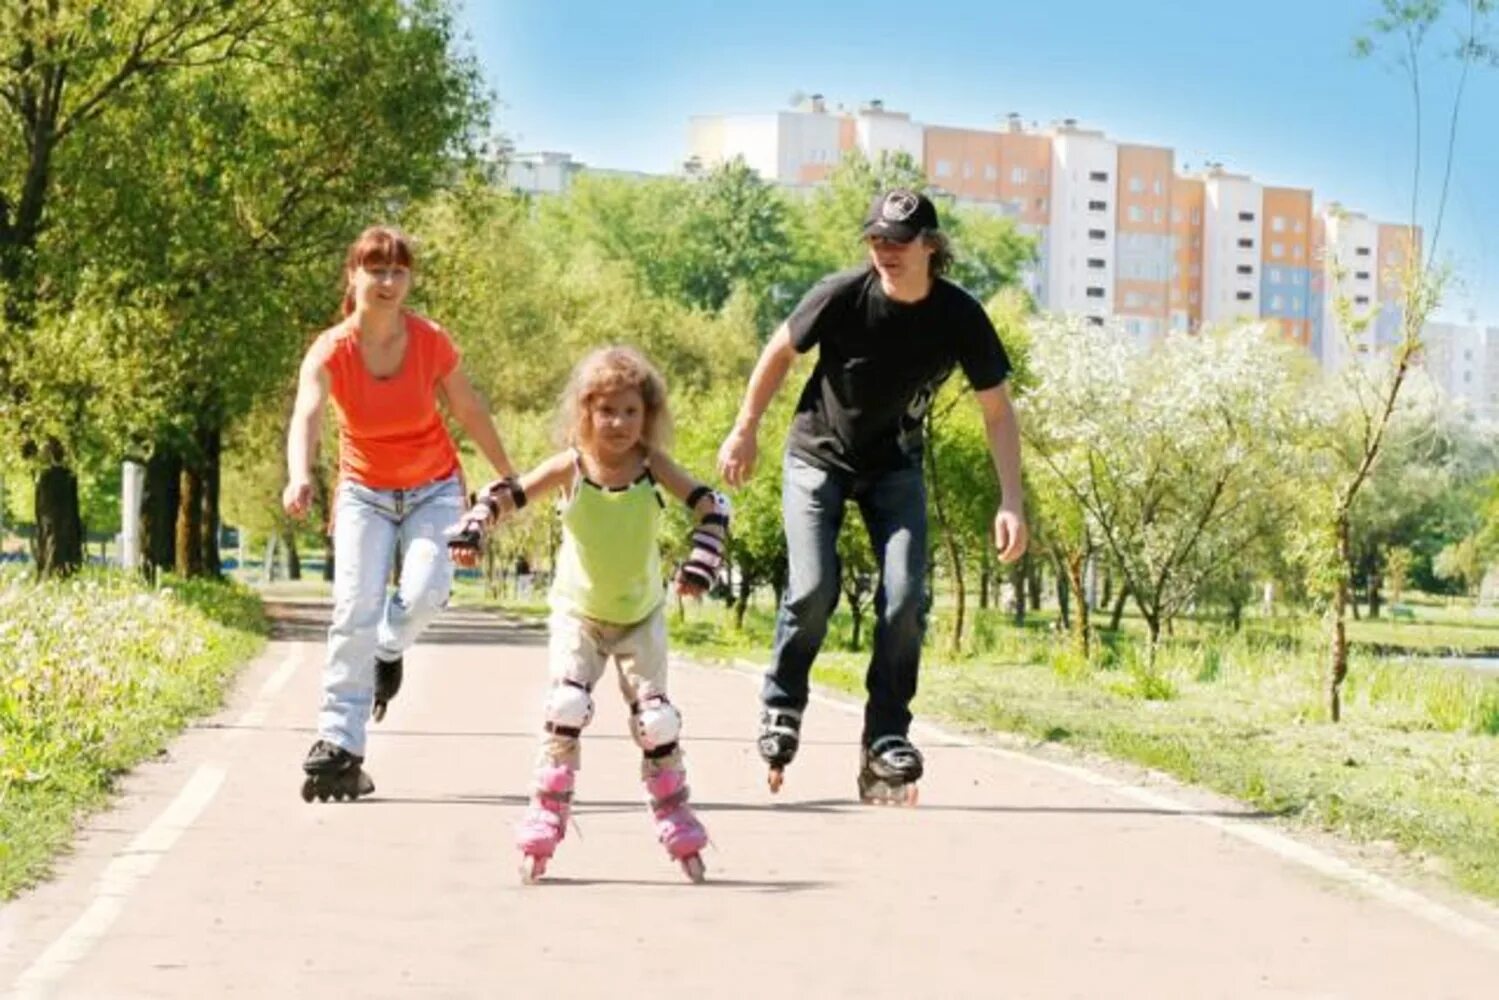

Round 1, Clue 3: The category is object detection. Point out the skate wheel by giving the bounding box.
[300,779,315,803]
[520,855,547,884]
[681,854,706,884]
[371,700,387,723]
[767,768,784,793]
[904,784,919,807]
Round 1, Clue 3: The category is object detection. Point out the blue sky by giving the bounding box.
[460,1,1498,323]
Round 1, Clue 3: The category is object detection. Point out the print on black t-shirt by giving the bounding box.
[785,267,1012,475]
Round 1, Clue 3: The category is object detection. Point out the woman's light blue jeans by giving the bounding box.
[319,473,463,756]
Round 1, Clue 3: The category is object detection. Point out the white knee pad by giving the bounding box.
[632,695,682,752]
[544,681,594,734]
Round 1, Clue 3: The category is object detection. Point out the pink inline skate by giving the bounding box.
[516,763,574,883]
[645,767,709,883]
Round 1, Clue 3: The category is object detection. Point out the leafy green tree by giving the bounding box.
[1023,318,1309,652]
[1311,0,1497,719]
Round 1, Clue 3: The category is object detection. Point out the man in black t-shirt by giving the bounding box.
[718,188,1028,803]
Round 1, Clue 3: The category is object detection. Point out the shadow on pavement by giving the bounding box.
[264,601,545,647]
[533,876,834,893]
[365,793,1286,821]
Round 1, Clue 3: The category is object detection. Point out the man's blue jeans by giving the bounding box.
[764,453,928,744]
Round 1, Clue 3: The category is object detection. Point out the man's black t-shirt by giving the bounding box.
[785,267,1012,475]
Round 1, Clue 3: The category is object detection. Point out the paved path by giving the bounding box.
[4,601,1499,999]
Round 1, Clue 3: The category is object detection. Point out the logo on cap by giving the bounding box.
[881,191,920,222]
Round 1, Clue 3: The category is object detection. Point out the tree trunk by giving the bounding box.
[1011,555,1027,627]
[979,558,991,610]
[1368,572,1383,620]
[1055,555,1071,630]
[1328,514,1351,722]
[1143,611,1162,665]
[1109,586,1129,632]
[199,426,222,579]
[283,527,302,581]
[32,450,83,578]
[175,463,205,577]
[1065,551,1089,655]
[143,448,182,582]
[734,573,751,630]
[1028,561,1043,611]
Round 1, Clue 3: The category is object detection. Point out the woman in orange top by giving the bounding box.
[283,225,515,802]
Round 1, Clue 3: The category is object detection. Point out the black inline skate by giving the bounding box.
[371,655,403,723]
[758,706,802,793]
[300,739,375,803]
[857,734,923,806]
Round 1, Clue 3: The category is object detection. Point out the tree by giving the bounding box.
[0,0,490,577]
[1022,317,1308,652]
[1318,0,1496,718]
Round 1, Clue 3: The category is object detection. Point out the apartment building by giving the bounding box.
[687,98,1430,363]
[1421,320,1499,423]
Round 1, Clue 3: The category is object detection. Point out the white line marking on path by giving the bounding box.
[707,657,1499,955]
[8,647,305,998]
[9,767,226,999]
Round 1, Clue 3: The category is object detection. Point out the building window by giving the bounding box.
[1238,211,1256,222]
[1192,236,1202,249]
[1270,242,1285,259]
[1272,216,1286,233]
[1190,263,1201,277]
[1292,296,1303,311]
[1171,209,1182,224]
[1088,228,1106,240]
[1171,288,1181,302]
[1089,199,1108,212]
[984,165,997,180]
[1037,168,1049,183]
[1129,175,1144,193]
[1086,286,1106,298]
[1355,295,1370,305]
[1010,166,1027,183]
[1089,170,1109,182]
[936,160,953,177]
[1191,208,1202,225]
[1086,316,1104,326]
[1268,268,1282,284]
[962,162,973,178]
[1355,246,1371,256]
[1037,197,1048,212]
[1153,177,1165,195]
[1293,245,1304,260]
[1355,271,1370,281]
[1128,205,1144,222]
[1189,291,1200,305]
[1294,219,1305,233]
[1237,237,1254,249]
[1236,264,1254,275]
[1236,291,1253,301]
[1087,258,1107,269]
[1271,294,1285,310]
[1152,208,1164,224]
[1124,291,1143,308]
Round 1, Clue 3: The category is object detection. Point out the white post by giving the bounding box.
[120,461,145,571]
[1084,555,1099,611]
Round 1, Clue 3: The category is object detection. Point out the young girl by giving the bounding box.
[284,226,515,802]
[449,347,729,883]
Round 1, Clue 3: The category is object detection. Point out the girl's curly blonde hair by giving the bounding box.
[558,346,673,451]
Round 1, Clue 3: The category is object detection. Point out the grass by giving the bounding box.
[642,597,1499,903]
[0,569,267,899]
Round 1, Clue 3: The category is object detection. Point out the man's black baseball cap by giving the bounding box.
[862,188,939,243]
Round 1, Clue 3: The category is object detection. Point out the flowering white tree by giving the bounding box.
[1020,317,1310,652]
